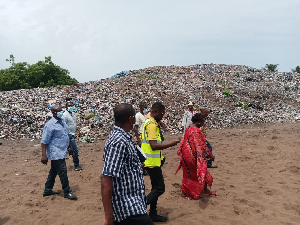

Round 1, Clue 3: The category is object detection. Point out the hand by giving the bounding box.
[41,155,48,165]
[68,148,74,156]
[210,154,215,161]
[103,218,114,225]
[141,163,145,168]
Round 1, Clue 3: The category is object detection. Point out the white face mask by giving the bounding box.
[57,111,64,118]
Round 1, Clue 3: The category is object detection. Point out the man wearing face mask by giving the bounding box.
[101,103,153,225]
[141,102,181,222]
[62,101,83,171]
[41,105,77,200]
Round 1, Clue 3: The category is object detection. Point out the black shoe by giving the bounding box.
[149,213,168,222]
[43,191,60,197]
[207,165,218,168]
[74,166,83,171]
[64,192,77,200]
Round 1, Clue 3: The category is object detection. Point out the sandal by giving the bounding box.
[203,190,217,196]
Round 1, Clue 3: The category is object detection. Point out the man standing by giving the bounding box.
[41,105,77,200]
[62,101,83,171]
[142,102,180,222]
[101,103,153,225]
[200,108,218,168]
[133,101,148,145]
[181,101,196,131]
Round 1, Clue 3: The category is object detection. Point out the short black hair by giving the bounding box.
[114,103,135,124]
[191,113,205,123]
[151,102,165,111]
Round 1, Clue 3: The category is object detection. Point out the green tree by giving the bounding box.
[0,55,78,91]
[264,64,279,72]
[292,66,300,73]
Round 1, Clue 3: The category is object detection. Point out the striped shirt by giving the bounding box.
[102,126,147,222]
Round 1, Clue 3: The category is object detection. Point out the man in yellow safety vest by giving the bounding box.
[141,102,180,222]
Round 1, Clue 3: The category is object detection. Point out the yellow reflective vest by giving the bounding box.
[141,118,163,167]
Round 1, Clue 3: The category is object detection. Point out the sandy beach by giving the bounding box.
[1,122,299,225]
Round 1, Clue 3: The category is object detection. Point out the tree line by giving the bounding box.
[0,55,78,91]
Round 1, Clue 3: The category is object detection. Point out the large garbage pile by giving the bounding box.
[1,63,299,140]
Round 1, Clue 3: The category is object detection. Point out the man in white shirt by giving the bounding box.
[62,101,83,171]
[134,102,148,145]
[181,101,196,131]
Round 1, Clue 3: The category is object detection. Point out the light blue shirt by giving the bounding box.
[41,117,69,160]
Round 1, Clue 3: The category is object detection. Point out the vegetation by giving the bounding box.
[137,74,161,79]
[264,64,279,72]
[0,55,78,91]
[222,90,232,96]
[238,101,249,109]
[292,66,300,73]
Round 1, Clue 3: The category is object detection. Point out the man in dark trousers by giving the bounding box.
[141,102,180,222]
[41,105,77,200]
[101,103,153,225]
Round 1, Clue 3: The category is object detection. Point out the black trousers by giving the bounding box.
[44,159,72,194]
[145,167,165,214]
[114,213,153,225]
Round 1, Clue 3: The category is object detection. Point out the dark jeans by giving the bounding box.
[69,134,79,167]
[114,213,153,225]
[206,140,213,167]
[44,159,72,194]
[145,167,165,214]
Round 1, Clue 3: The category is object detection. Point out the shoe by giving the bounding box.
[149,213,168,222]
[207,165,218,168]
[64,192,77,200]
[43,191,60,197]
[74,166,83,171]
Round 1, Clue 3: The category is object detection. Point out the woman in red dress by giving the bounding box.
[176,113,216,199]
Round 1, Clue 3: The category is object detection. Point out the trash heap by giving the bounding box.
[1,63,300,140]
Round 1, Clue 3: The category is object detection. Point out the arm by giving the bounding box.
[101,175,114,225]
[41,143,48,165]
[149,139,180,150]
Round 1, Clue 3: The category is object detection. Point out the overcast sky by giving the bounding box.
[0,0,299,83]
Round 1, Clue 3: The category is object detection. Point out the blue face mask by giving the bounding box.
[143,108,148,114]
[68,107,73,112]
[57,111,64,118]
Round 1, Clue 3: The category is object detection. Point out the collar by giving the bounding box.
[114,125,132,140]
[148,116,158,126]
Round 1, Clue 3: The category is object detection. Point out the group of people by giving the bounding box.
[39,97,217,224]
[101,101,217,224]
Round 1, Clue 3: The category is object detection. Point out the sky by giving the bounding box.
[0,0,299,83]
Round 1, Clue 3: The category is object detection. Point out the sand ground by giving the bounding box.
[1,122,300,225]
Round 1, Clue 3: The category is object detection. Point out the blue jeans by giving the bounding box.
[69,134,80,167]
[44,159,72,194]
[206,140,213,167]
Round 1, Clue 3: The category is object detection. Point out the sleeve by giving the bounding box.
[102,142,126,177]
[41,124,52,144]
[145,123,157,140]
[181,111,187,127]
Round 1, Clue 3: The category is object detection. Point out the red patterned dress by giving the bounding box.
[176,126,213,199]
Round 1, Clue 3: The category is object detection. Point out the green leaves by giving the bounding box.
[0,55,78,91]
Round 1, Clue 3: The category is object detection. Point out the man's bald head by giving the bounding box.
[50,105,62,113]
[114,103,135,124]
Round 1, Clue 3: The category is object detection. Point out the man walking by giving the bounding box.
[62,101,83,171]
[142,102,180,222]
[41,105,77,200]
[101,103,153,225]
[181,101,196,131]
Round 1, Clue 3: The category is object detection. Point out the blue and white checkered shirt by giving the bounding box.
[41,117,69,160]
[102,126,147,222]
